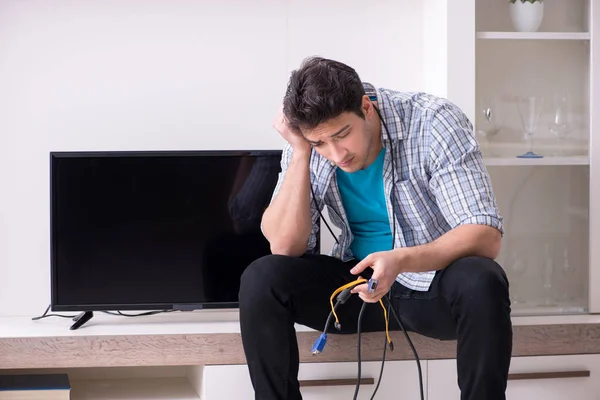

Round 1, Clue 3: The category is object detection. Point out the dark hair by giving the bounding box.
[283,57,366,132]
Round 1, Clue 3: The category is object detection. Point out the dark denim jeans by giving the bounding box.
[239,254,513,400]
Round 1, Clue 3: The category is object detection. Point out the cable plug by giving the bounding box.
[389,341,394,351]
[331,286,361,331]
[367,278,379,293]
[312,333,328,355]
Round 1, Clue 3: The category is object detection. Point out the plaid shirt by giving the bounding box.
[271,82,503,291]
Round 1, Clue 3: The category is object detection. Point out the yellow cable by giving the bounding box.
[329,279,392,346]
[329,278,366,326]
[379,299,392,345]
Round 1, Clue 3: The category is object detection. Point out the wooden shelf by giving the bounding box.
[476,31,590,40]
[70,378,199,400]
[3,314,600,369]
[484,155,589,166]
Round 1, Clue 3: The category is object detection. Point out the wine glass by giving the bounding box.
[506,247,527,305]
[559,246,574,303]
[541,242,555,306]
[549,93,572,155]
[476,96,501,156]
[516,95,544,158]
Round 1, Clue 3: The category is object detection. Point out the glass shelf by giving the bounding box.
[484,155,588,167]
[476,32,590,40]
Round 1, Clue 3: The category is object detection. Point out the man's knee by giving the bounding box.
[239,254,294,304]
[446,256,510,304]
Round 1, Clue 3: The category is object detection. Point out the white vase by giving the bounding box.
[509,1,544,32]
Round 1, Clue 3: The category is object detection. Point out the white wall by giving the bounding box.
[0,0,441,316]
[422,0,475,123]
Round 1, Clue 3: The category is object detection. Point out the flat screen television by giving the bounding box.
[50,150,293,328]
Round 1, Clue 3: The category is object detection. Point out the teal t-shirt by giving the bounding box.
[336,148,392,260]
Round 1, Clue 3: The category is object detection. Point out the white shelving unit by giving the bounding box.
[70,378,200,400]
[476,31,590,40]
[404,0,599,318]
[454,0,599,317]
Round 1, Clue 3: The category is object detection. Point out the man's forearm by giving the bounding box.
[396,224,502,273]
[261,148,313,256]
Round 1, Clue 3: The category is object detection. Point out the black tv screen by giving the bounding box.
[50,150,284,312]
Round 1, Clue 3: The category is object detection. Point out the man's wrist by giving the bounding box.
[390,247,407,275]
[292,143,312,157]
[391,246,421,274]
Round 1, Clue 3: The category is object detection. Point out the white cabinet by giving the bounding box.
[472,0,595,315]
[296,360,425,400]
[437,0,600,317]
[201,360,426,400]
[428,355,600,400]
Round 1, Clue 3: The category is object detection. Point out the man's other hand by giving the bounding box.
[349,250,406,303]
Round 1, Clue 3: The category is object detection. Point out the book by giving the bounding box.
[0,374,70,399]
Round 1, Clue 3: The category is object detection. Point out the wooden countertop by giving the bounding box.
[1,311,600,369]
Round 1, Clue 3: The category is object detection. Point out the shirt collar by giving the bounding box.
[362,82,406,141]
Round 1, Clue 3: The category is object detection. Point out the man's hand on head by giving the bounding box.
[273,106,311,154]
[349,250,409,303]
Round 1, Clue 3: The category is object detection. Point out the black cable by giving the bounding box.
[31,304,76,320]
[385,296,425,400]
[375,105,424,400]
[32,304,173,321]
[373,105,397,252]
[369,293,391,400]
[309,157,339,246]
[310,104,424,399]
[308,105,395,253]
[323,307,336,334]
[32,313,76,320]
[352,105,401,400]
[353,302,367,400]
[102,310,175,317]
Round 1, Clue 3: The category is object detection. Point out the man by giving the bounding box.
[239,56,512,400]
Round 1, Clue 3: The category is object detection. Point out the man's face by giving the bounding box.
[302,98,380,173]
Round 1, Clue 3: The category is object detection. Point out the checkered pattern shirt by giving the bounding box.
[270,82,503,291]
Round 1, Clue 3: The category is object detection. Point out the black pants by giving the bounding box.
[239,254,513,400]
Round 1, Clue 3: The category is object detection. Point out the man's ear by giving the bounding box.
[361,95,372,117]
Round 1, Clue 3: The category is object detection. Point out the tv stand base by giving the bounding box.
[70,311,94,330]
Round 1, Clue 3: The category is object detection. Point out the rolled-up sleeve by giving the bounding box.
[427,104,504,235]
